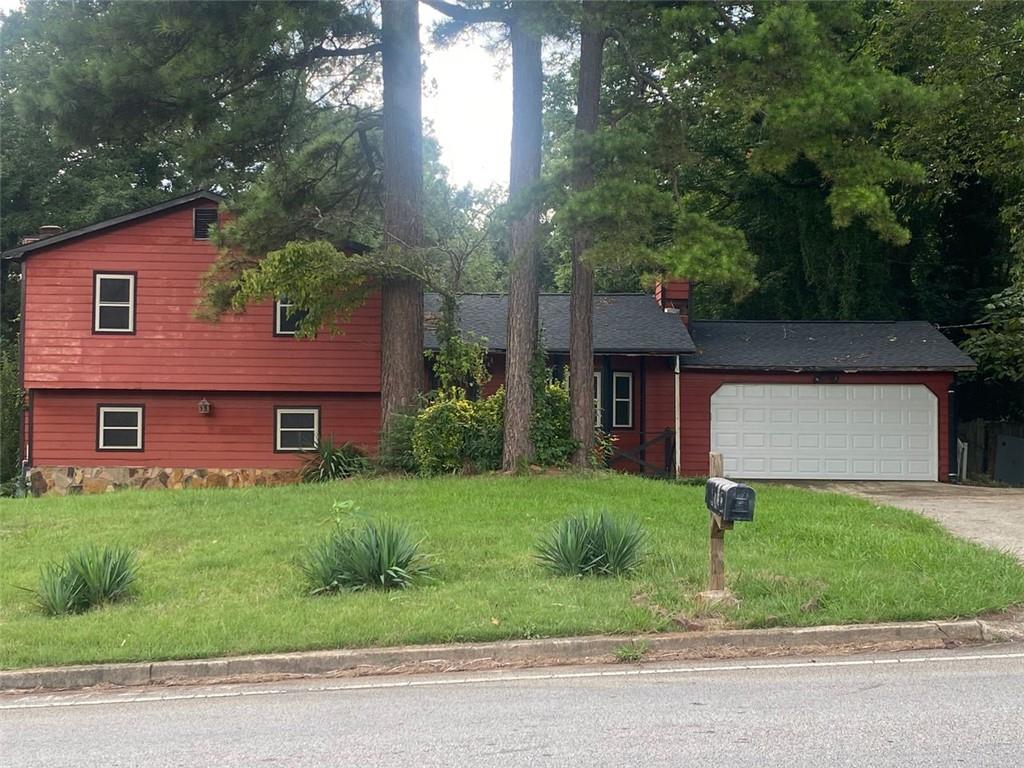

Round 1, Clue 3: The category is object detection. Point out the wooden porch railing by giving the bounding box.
[608,428,675,478]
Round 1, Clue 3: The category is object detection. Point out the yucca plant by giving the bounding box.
[35,545,139,616]
[36,562,85,616]
[535,511,648,577]
[302,438,370,483]
[299,519,433,594]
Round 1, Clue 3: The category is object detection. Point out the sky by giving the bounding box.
[0,0,512,190]
[420,5,512,190]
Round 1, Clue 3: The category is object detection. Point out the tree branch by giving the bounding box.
[421,0,510,24]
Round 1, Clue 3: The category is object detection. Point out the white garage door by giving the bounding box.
[710,384,938,480]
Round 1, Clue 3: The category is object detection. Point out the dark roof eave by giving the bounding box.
[680,363,977,373]
[1,190,225,260]
[426,346,696,355]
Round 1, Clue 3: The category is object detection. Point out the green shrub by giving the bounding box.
[299,519,433,594]
[531,381,577,466]
[35,545,139,616]
[535,511,648,577]
[378,409,419,473]
[411,380,579,475]
[412,394,476,474]
[302,438,370,482]
[464,387,504,471]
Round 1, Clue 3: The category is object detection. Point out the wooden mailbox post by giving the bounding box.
[701,451,755,604]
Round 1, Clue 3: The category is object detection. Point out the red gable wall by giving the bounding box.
[21,201,381,393]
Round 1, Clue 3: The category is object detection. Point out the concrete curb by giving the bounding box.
[0,619,1002,692]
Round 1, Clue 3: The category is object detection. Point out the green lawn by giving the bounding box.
[2,474,1023,670]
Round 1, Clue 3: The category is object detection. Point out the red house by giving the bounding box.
[4,192,975,494]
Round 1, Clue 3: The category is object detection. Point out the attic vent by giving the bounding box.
[193,208,219,240]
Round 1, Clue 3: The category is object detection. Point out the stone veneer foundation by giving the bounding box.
[29,466,302,496]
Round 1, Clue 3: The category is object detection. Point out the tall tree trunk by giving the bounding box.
[380,0,424,430]
[569,10,606,468]
[502,9,543,471]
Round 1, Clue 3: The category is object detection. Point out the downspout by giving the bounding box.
[948,382,958,483]
[674,354,681,477]
[16,259,28,496]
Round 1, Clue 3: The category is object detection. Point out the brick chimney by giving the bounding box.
[654,277,691,326]
[19,224,64,246]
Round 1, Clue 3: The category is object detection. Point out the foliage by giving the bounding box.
[411,378,578,475]
[547,127,757,299]
[412,394,478,475]
[411,390,503,475]
[535,510,648,578]
[298,518,432,594]
[0,346,21,493]
[378,409,420,474]
[427,295,491,393]
[301,438,370,483]
[464,387,505,472]
[531,380,578,467]
[200,239,372,337]
[592,428,616,470]
[429,331,490,393]
[34,545,138,616]
[962,282,1024,383]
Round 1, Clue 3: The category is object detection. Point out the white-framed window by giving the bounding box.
[612,372,633,429]
[97,405,144,451]
[275,407,320,451]
[275,298,308,336]
[593,371,602,425]
[93,273,135,333]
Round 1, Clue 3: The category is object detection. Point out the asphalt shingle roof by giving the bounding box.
[686,320,976,372]
[424,293,696,354]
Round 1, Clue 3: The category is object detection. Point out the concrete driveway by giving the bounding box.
[798,482,1024,562]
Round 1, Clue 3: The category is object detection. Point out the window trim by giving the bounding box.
[193,207,219,240]
[612,371,634,429]
[593,371,602,425]
[92,272,137,334]
[274,298,303,337]
[96,404,145,452]
[274,406,321,452]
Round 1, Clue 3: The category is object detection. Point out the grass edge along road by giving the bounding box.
[2,474,1022,669]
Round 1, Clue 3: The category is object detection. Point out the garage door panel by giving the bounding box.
[710,384,937,481]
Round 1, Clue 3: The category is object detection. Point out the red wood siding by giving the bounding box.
[30,390,380,468]
[481,355,506,396]
[678,370,953,481]
[22,202,381,392]
[643,357,678,473]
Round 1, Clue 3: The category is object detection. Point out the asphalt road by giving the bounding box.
[3,647,1023,767]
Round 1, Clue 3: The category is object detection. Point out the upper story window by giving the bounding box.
[275,407,319,451]
[193,208,219,240]
[97,405,144,451]
[275,298,308,336]
[612,371,633,429]
[93,272,135,334]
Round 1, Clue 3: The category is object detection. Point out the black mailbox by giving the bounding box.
[705,478,755,523]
